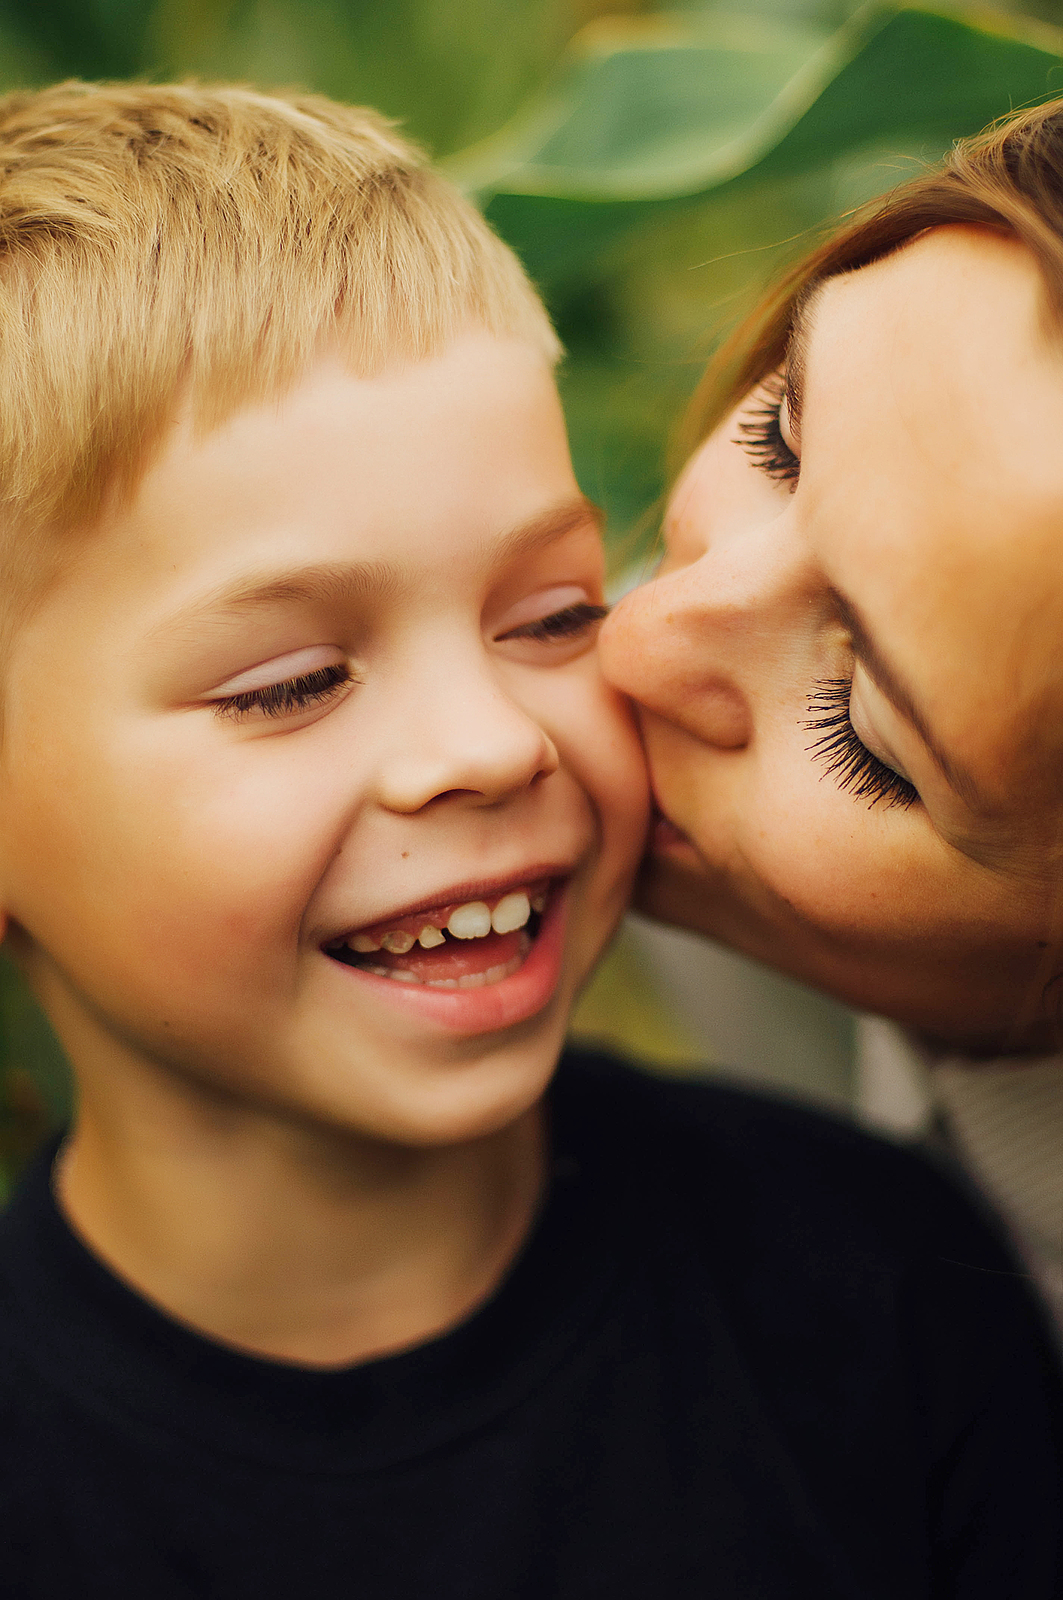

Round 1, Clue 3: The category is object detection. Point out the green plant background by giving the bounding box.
[0,0,1061,1192]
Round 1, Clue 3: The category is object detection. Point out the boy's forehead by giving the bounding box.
[26,338,601,643]
[157,334,570,507]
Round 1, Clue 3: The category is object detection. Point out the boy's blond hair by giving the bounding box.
[0,80,559,551]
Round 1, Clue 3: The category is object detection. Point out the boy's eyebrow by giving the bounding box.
[161,496,603,626]
[490,495,603,564]
[828,585,984,808]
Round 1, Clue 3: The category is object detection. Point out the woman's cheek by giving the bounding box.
[636,711,934,947]
[739,763,934,944]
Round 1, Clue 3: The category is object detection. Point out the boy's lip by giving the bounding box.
[326,862,576,945]
[326,879,572,1035]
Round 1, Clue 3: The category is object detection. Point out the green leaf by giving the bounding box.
[756,6,1063,177]
[0,0,155,79]
[447,12,830,200]
[448,4,1063,285]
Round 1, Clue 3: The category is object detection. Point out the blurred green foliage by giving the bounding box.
[0,0,1061,1184]
[467,3,1063,547]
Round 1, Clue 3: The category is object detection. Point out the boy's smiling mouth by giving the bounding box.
[326,878,551,989]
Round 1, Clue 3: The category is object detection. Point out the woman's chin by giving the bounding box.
[649,809,694,854]
[644,806,712,872]
[633,845,724,939]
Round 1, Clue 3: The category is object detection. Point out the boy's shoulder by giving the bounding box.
[556,1043,1030,1280]
[556,1045,1062,1465]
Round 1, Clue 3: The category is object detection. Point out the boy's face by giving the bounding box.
[0,332,648,1144]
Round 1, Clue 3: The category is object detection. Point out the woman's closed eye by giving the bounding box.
[804,679,919,810]
[736,377,800,489]
[210,661,353,721]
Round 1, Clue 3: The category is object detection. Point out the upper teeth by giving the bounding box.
[491,891,532,934]
[447,901,492,939]
[345,887,538,954]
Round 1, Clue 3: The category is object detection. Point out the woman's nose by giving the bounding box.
[599,529,806,750]
[599,563,749,749]
[374,656,560,814]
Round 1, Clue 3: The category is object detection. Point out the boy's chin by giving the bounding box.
[279,1003,572,1151]
[354,1044,564,1151]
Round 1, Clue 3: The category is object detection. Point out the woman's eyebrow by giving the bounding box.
[829,586,985,808]
[782,283,824,442]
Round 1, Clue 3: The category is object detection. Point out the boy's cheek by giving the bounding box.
[0,763,311,1000]
[549,677,651,875]
[586,680,650,826]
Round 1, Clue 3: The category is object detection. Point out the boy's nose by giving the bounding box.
[374,664,559,814]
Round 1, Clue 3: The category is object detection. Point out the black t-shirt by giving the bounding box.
[1,1049,1061,1599]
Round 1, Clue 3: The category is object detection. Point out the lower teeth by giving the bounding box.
[359,932,530,988]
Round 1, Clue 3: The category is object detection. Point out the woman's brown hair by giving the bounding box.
[683,96,1063,456]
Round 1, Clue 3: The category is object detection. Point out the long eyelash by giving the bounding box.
[212,662,352,721]
[511,602,609,642]
[804,679,919,810]
[736,376,800,488]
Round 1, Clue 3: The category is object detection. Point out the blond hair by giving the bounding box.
[0,80,559,544]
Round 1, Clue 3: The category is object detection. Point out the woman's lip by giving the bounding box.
[324,882,570,1036]
[650,809,696,854]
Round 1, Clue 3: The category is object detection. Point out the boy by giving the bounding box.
[0,80,1060,1599]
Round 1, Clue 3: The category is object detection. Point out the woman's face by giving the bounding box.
[601,227,1063,1052]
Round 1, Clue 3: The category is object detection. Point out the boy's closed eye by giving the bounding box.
[493,585,608,657]
[203,596,609,723]
[211,662,354,722]
[203,644,356,723]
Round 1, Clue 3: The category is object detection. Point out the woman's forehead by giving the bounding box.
[807,228,1055,435]
[802,229,1063,800]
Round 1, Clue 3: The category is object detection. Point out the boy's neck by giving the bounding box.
[54,1078,547,1369]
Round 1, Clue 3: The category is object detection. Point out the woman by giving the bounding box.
[600,99,1063,1324]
